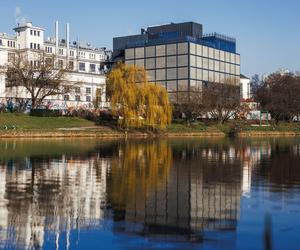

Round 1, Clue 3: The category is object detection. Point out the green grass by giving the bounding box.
[1,113,300,134]
[242,121,300,132]
[0,113,94,130]
[168,120,300,135]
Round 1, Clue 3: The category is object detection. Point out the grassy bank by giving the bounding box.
[0,113,94,130]
[1,113,300,138]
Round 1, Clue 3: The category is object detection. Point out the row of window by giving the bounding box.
[125,43,240,64]
[154,78,240,93]
[7,51,100,74]
[44,57,100,73]
[30,30,40,37]
[45,46,53,53]
[44,47,106,60]
[30,43,40,50]
[147,68,239,83]
[73,87,92,94]
[7,40,16,48]
[127,53,238,67]
[30,60,40,68]
[126,55,239,71]
[127,59,240,77]
[78,62,96,72]
[64,95,92,102]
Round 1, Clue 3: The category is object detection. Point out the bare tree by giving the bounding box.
[203,79,240,123]
[5,51,72,110]
[173,86,205,124]
[255,72,300,123]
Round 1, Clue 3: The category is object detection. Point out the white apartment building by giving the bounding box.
[0,21,111,110]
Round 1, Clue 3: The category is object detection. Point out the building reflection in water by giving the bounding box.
[0,138,300,249]
[0,140,111,249]
[107,140,243,243]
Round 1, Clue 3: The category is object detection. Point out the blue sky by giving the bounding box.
[1,0,299,77]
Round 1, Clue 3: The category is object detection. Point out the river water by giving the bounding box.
[0,138,300,250]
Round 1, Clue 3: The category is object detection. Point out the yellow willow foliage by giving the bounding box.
[108,140,173,211]
[107,63,172,129]
[142,83,172,130]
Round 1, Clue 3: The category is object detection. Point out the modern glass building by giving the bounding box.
[113,22,240,101]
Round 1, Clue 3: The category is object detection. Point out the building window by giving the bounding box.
[75,87,81,94]
[34,61,39,69]
[7,41,15,47]
[59,48,64,55]
[79,62,85,71]
[90,64,96,72]
[8,53,15,63]
[79,51,85,58]
[37,31,40,36]
[30,43,33,49]
[69,61,74,70]
[45,47,53,53]
[89,53,95,60]
[86,96,91,102]
[70,50,75,57]
[125,48,134,60]
[64,95,69,101]
[45,58,53,67]
[30,30,33,35]
[58,60,64,68]
[75,95,81,101]
[86,87,91,94]
[0,39,2,45]
[177,55,188,67]
[197,56,203,68]
[167,44,177,55]
[37,44,40,50]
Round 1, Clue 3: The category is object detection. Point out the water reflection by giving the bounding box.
[0,140,112,249]
[0,138,300,249]
[108,140,242,243]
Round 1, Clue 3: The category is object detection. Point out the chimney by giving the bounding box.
[55,21,59,63]
[66,23,70,65]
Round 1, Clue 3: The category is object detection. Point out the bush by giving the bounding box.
[65,108,101,122]
[30,109,61,117]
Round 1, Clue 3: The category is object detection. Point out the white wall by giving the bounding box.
[240,77,250,100]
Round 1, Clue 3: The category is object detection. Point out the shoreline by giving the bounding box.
[1,130,300,138]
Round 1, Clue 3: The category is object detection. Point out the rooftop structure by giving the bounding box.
[113,22,236,54]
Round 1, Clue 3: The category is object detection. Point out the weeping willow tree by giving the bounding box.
[106,63,172,130]
[142,83,172,129]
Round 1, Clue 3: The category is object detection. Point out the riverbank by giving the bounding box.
[1,128,300,139]
[1,113,300,138]
[0,129,225,138]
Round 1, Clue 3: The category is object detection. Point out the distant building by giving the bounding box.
[0,21,111,110]
[113,22,241,101]
[240,74,251,100]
